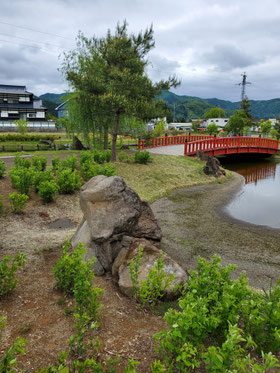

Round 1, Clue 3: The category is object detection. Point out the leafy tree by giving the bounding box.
[260,119,272,137]
[274,116,280,139]
[61,21,179,161]
[191,120,200,132]
[226,110,247,136]
[240,96,253,121]
[14,119,28,135]
[270,128,279,139]
[206,123,219,135]
[204,107,226,119]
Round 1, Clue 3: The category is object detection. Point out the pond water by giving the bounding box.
[221,158,280,228]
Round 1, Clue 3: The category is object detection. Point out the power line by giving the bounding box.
[0,32,62,49]
[0,38,59,55]
[0,20,72,40]
[236,72,251,100]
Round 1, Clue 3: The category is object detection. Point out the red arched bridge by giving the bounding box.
[138,135,279,157]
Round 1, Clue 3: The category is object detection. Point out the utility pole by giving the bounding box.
[236,72,251,101]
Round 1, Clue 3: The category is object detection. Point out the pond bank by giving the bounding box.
[151,172,280,288]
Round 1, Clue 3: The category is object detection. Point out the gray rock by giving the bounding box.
[114,238,188,299]
[133,200,162,241]
[80,176,142,240]
[203,156,226,178]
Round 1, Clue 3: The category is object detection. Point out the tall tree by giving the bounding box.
[204,107,226,119]
[61,21,179,161]
[226,110,247,135]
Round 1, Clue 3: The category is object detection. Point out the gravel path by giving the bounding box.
[147,145,184,156]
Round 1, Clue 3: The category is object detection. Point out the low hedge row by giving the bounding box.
[0,134,57,143]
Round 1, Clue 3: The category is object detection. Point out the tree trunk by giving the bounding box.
[103,126,108,150]
[112,112,120,162]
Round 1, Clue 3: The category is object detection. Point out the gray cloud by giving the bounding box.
[0,0,280,101]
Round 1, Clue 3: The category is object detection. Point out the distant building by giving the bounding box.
[0,84,47,121]
[206,118,229,129]
[55,99,70,118]
[168,122,192,131]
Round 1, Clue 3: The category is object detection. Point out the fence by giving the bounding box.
[138,134,213,150]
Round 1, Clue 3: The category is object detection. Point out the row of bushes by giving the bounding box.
[0,133,58,143]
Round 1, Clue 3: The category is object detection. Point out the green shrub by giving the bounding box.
[60,155,77,171]
[57,169,81,194]
[38,180,59,203]
[0,253,26,296]
[118,151,130,163]
[0,318,28,372]
[9,193,29,213]
[51,156,61,170]
[0,133,56,142]
[93,150,106,164]
[32,156,47,171]
[33,170,54,192]
[129,248,177,308]
[104,149,112,162]
[81,161,102,181]
[80,151,94,166]
[153,255,280,371]
[53,243,103,320]
[14,154,31,169]
[101,163,117,177]
[0,161,6,178]
[9,167,33,195]
[135,150,150,164]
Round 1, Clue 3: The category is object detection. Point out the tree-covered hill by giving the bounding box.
[40,91,280,121]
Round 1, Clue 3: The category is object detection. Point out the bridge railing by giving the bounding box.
[138,134,213,150]
[184,136,279,156]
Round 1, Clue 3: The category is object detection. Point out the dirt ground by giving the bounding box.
[1,154,280,371]
[0,154,166,372]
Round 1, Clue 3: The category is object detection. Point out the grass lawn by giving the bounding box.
[116,154,228,202]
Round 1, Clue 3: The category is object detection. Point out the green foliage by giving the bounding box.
[243,125,251,136]
[129,247,177,308]
[81,161,103,181]
[118,150,131,163]
[32,156,47,171]
[61,21,179,161]
[102,163,117,177]
[53,242,103,320]
[270,128,279,138]
[14,154,31,168]
[60,155,78,171]
[153,255,280,371]
[204,107,226,119]
[57,169,81,194]
[104,149,112,162]
[51,156,61,170]
[135,150,151,164]
[153,120,166,138]
[206,123,219,135]
[80,151,95,166]
[227,110,247,135]
[0,253,26,296]
[14,119,28,135]
[9,192,29,213]
[191,121,200,132]
[9,167,34,195]
[38,180,59,203]
[124,359,140,373]
[0,133,56,142]
[259,120,272,136]
[33,170,55,192]
[0,160,6,178]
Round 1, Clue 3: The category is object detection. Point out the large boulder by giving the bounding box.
[133,200,162,241]
[112,238,188,299]
[71,176,143,273]
[80,175,142,240]
[203,156,226,178]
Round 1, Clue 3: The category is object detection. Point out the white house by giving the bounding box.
[206,118,229,129]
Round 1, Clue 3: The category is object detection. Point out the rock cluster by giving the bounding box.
[71,175,188,297]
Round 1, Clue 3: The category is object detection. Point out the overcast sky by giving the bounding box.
[0,0,279,101]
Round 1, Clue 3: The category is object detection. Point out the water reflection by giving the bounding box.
[223,159,280,228]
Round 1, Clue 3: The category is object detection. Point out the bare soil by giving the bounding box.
[0,155,166,372]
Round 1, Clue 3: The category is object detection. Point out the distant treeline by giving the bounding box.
[39,91,280,121]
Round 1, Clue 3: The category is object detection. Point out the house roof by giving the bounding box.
[55,99,70,110]
[0,84,32,95]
